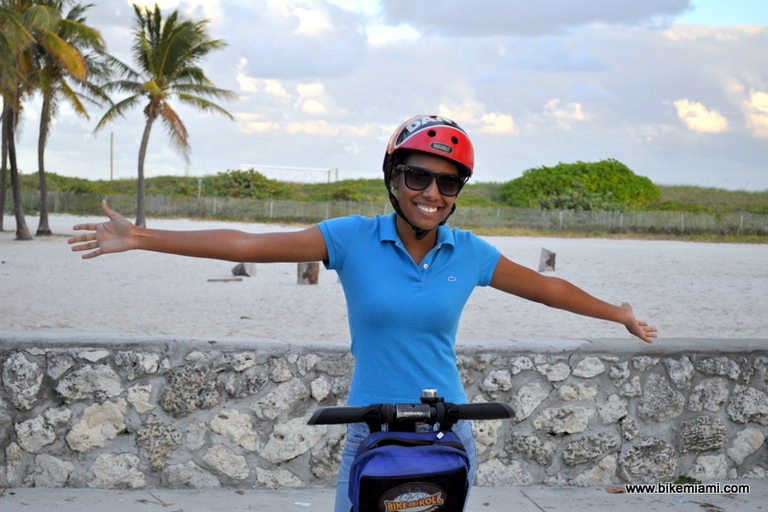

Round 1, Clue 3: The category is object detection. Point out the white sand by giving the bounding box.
[2,213,766,341]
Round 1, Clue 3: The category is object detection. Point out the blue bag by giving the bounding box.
[348,429,470,512]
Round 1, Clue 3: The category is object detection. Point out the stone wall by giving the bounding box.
[1,331,766,490]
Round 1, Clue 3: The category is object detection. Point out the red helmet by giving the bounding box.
[384,115,474,179]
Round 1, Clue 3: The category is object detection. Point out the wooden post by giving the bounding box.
[297,262,319,285]
[538,248,556,272]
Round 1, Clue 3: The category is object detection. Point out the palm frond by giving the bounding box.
[159,103,190,162]
[34,28,86,79]
[102,79,144,95]
[172,83,238,103]
[57,80,89,118]
[103,53,141,81]
[94,94,143,132]
[175,94,234,120]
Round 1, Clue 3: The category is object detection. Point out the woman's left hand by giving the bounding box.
[621,302,658,343]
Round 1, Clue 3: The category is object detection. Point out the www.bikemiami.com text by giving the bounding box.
[625,482,751,495]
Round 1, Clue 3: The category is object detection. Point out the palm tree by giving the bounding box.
[95,4,235,227]
[31,1,109,235]
[0,0,90,239]
[1,0,37,239]
[1,101,11,233]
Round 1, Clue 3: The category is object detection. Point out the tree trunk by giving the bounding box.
[5,109,31,240]
[136,116,155,228]
[36,93,52,236]
[0,104,9,233]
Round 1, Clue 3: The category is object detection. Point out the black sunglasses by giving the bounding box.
[395,164,467,197]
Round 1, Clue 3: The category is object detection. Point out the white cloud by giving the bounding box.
[480,113,518,135]
[380,0,694,37]
[235,113,280,135]
[743,91,768,137]
[300,100,328,115]
[129,0,224,26]
[235,58,261,93]
[295,83,335,115]
[263,80,292,100]
[326,0,379,16]
[236,60,292,101]
[366,23,421,46]
[292,6,334,36]
[663,23,763,42]
[544,99,588,130]
[673,99,729,133]
[436,103,517,135]
[285,120,341,135]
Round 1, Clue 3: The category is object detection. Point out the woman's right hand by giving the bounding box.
[68,200,137,259]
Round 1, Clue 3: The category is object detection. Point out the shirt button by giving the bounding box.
[422,264,429,269]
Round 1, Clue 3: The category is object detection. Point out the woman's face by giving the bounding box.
[391,152,461,233]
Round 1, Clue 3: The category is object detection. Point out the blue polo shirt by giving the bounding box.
[318,213,501,406]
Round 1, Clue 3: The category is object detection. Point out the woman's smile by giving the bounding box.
[393,153,459,232]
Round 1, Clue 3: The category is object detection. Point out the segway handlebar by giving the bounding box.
[307,400,513,426]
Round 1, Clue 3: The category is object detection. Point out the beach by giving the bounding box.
[2,213,766,341]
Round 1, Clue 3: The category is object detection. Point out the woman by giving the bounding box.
[69,114,657,511]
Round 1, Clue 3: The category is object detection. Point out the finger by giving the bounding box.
[81,249,102,260]
[68,233,95,244]
[71,241,99,252]
[102,199,121,221]
[72,223,99,231]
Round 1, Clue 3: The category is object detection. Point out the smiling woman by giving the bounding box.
[68,113,657,512]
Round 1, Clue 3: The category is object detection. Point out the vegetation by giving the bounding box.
[13,169,768,216]
[499,159,660,211]
[642,186,768,215]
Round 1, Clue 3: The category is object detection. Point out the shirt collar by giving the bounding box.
[379,212,456,247]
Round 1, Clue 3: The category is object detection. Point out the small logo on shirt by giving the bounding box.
[448,276,457,281]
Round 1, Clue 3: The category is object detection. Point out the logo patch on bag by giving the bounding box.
[379,483,447,512]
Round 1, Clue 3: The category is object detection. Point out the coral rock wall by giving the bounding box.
[1,332,766,489]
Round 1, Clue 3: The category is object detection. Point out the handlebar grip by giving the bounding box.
[453,402,514,420]
[307,406,370,425]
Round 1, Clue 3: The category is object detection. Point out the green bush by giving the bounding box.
[61,178,102,194]
[145,176,198,196]
[314,182,365,202]
[499,159,660,211]
[455,194,500,207]
[298,179,386,202]
[208,169,291,199]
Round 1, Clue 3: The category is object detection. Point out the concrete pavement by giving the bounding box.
[1,481,765,512]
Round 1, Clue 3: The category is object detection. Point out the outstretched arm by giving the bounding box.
[489,255,657,343]
[68,200,329,263]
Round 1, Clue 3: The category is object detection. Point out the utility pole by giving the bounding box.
[110,132,114,181]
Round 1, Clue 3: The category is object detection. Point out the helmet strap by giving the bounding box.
[387,188,457,241]
[384,153,458,241]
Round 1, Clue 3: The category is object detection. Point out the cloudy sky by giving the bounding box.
[14,0,768,190]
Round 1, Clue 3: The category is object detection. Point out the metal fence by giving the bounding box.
[6,190,768,235]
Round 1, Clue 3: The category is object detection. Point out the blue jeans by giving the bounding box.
[333,420,477,512]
